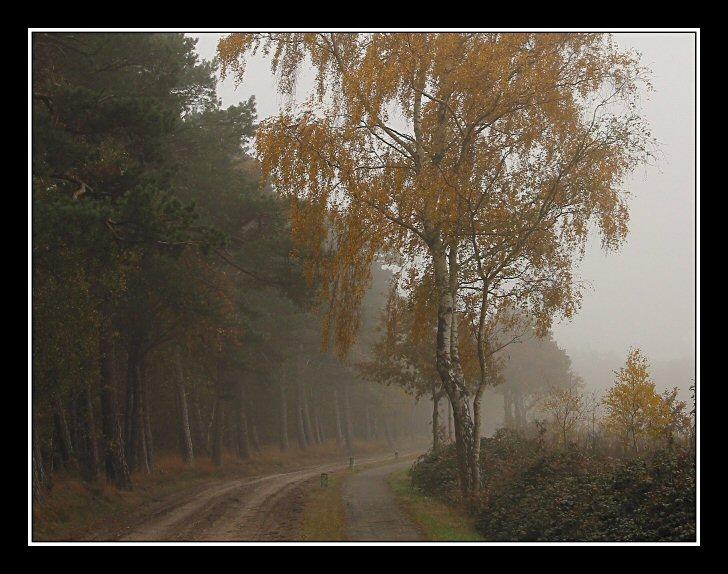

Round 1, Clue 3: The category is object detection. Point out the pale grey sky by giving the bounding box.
[192,32,696,366]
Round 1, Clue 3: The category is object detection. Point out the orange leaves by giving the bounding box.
[217,34,257,84]
[218,32,651,358]
[603,348,688,450]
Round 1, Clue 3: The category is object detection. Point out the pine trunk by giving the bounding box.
[53,395,76,470]
[235,380,251,460]
[315,409,325,444]
[206,401,216,454]
[142,374,155,473]
[365,404,374,441]
[310,392,323,445]
[383,416,394,449]
[246,390,261,453]
[99,331,132,489]
[190,391,209,456]
[78,381,101,482]
[279,381,289,452]
[333,388,344,447]
[32,410,50,501]
[125,345,149,474]
[211,396,224,467]
[342,383,353,452]
[250,417,261,453]
[301,382,316,445]
[174,349,194,465]
[295,378,308,449]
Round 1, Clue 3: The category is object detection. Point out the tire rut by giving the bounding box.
[101,453,407,542]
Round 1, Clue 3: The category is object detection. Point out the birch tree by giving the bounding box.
[216,32,652,498]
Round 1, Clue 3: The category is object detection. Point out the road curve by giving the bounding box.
[91,453,407,542]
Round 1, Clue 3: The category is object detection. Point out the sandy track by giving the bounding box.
[342,460,424,541]
[90,453,404,542]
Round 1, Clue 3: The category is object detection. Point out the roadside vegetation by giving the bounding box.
[299,453,420,541]
[300,473,347,541]
[388,469,483,542]
[412,438,695,542]
[409,352,695,542]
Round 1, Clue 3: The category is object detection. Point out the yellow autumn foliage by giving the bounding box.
[604,348,688,451]
[218,33,652,364]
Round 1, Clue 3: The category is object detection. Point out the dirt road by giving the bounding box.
[87,453,411,542]
[342,459,424,541]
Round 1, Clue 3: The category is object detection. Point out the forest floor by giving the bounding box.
[33,440,425,542]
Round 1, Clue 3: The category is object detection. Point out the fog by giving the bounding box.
[31,31,699,544]
[192,32,696,394]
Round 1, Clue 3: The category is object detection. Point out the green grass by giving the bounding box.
[298,454,421,541]
[300,472,348,541]
[388,469,484,541]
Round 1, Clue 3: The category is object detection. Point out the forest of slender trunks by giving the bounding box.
[31,33,431,500]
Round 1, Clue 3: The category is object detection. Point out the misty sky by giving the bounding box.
[192,32,696,366]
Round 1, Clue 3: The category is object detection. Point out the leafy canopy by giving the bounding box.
[218,33,653,356]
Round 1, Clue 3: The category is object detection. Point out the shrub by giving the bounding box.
[410,443,460,504]
[410,428,695,542]
[475,447,695,541]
